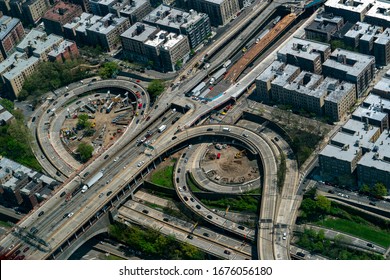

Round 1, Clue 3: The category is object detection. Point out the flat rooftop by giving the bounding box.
[345,22,382,42]
[277,37,330,61]
[366,1,390,22]
[372,77,390,96]
[352,105,387,122]
[17,29,63,57]
[271,64,300,88]
[0,52,39,80]
[375,28,390,46]
[120,0,148,15]
[43,1,82,22]
[121,23,157,42]
[323,48,375,77]
[0,16,21,41]
[322,77,355,103]
[88,14,128,35]
[144,4,205,30]
[63,13,102,33]
[48,40,75,57]
[324,0,373,13]
[285,71,324,98]
[362,92,390,110]
[313,12,344,25]
[358,130,390,171]
[256,60,285,82]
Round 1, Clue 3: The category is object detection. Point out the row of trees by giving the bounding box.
[297,229,383,260]
[109,223,204,260]
[0,100,41,171]
[19,60,91,100]
[359,183,387,198]
[200,196,259,214]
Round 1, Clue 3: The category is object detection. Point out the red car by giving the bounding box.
[23,247,29,253]
[138,103,142,109]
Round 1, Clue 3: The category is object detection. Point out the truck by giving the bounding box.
[223,60,232,68]
[158,124,167,133]
[210,67,227,85]
[81,172,103,193]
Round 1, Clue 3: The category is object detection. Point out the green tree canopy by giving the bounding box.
[147,80,165,100]
[77,114,91,129]
[316,195,331,213]
[76,142,93,163]
[371,183,387,197]
[0,98,14,112]
[99,62,119,79]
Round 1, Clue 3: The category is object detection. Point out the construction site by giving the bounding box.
[200,144,259,185]
[61,91,139,158]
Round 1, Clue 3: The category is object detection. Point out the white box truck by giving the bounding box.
[158,124,167,133]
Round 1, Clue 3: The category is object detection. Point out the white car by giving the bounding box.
[67,212,74,218]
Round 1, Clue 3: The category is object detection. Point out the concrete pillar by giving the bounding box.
[74,233,78,239]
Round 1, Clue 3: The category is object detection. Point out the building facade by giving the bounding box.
[191,0,239,27]
[0,15,25,61]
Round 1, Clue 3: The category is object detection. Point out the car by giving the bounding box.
[328,190,335,194]
[196,205,201,209]
[143,104,146,108]
[99,193,104,198]
[146,116,151,121]
[64,93,69,97]
[60,191,66,198]
[187,235,193,239]
[369,202,376,206]
[177,168,181,173]
[207,215,212,219]
[242,133,248,138]
[184,196,188,201]
[154,105,159,109]
[184,158,188,163]
[296,252,305,258]
[162,117,167,122]
[182,153,186,158]
[114,157,119,162]
[106,191,112,196]
[224,250,231,255]
[207,128,213,131]
[83,172,90,178]
[136,119,140,124]
[203,232,210,237]
[30,227,38,234]
[14,249,21,256]
[142,209,149,214]
[237,225,245,230]
[163,218,169,222]
[31,117,36,122]
[104,154,109,160]
[367,243,374,248]
[67,212,74,218]
[182,186,187,191]
[274,137,279,141]
[23,247,29,253]
[38,211,44,217]
[17,255,25,260]
[190,197,195,202]
[172,136,177,140]
[41,155,45,159]
[176,178,179,183]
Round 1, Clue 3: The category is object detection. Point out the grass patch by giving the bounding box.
[150,166,174,189]
[200,196,259,214]
[0,220,13,228]
[143,201,164,211]
[316,218,390,248]
[187,173,204,192]
[104,254,126,260]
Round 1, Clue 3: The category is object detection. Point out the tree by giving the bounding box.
[0,98,14,113]
[371,183,387,198]
[359,184,370,195]
[147,80,165,100]
[316,195,331,213]
[76,142,93,162]
[77,114,91,129]
[99,62,119,79]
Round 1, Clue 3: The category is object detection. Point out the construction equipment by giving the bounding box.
[234,149,246,159]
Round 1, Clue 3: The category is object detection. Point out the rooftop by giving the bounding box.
[277,37,330,61]
[372,77,390,96]
[48,40,76,57]
[362,92,390,111]
[144,4,206,30]
[324,0,373,13]
[352,105,388,122]
[358,130,390,171]
[256,60,285,82]
[120,23,158,42]
[43,1,82,22]
[375,28,390,45]
[87,13,128,35]
[17,29,63,57]
[120,0,149,15]
[345,22,382,41]
[63,13,102,33]
[285,71,324,98]
[0,15,21,41]
[323,77,355,103]
[314,12,344,25]
[366,0,390,22]
[271,64,301,88]
[0,51,39,80]
[323,48,375,77]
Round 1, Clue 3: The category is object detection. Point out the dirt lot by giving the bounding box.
[200,144,259,184]
[62,98,134,153]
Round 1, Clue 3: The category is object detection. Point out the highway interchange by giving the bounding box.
[1,0,387,261]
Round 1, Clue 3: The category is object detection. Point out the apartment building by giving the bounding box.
[8,0,51,25]
[276,37,331,74]
[322,48,375,97]
[86,13,130,52]
[365,1,390,29]
[304,12,344,43]
[63,12,102,45]
[374,28,390,66]
[344,22,382,54]
[42,1,83,36]
[119,0,152,25]
[143,4,210,49]
[191,0,239,27]
[324,0,373,23]
[0,15,25,60]
[47,39,79,62]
